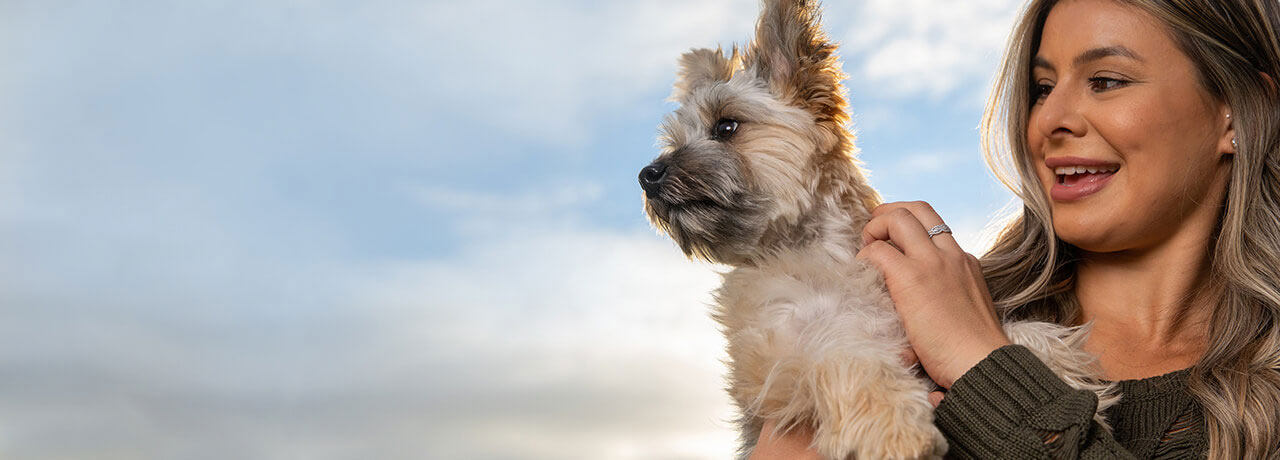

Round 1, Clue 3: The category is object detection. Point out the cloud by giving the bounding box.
[409,181,604,220]
[418,0,760,148]
[0,176,742,459]
[0,0,761,174]
[348,225,738,459]
[891,150,971,175]
[839,0,1023,99]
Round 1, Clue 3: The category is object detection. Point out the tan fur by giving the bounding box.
[671,46,743,102]
[641,0,1118,458]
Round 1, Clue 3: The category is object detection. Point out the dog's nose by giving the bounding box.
[638,162,668,197]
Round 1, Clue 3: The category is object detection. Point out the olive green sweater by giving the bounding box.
[935,345,1205,459]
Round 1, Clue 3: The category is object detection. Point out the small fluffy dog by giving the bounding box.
[638,0,1117,458]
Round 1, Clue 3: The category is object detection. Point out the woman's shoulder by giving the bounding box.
[1104,368,1191,400]
[1103,369,1205,459]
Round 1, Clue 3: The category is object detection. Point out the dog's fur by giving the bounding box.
[639,0,1118,458]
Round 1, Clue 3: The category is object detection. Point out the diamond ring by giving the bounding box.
[927,224,952,238]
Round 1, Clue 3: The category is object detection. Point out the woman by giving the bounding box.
[753,0,1280,458]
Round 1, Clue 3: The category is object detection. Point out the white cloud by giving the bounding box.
[0,0,761,158]
[346,225,739,459]
[417,0,760,148]
[892,150,971,175]
[840,0,1022,99]
[0,175,744,459]
[408,181,604,216]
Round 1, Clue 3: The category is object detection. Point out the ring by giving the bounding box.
[927,224,952,238]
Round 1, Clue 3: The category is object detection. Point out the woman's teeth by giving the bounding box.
[1053,165,1119,175]
[1055,165,1119,186]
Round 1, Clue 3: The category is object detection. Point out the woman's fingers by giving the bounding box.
[854,239,909,274]
[929,391,946,408]
[749,419,822,460]
[900,346,919,368]
[861,207,936,258]
[867,201,963,253]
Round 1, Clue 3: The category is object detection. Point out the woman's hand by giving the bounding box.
[855,201,1011,389]
[748,419,822,460]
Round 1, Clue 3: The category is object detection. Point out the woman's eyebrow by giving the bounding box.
[1032,45,1145,71]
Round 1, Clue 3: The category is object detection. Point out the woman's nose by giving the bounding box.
[1032,84,1087,140]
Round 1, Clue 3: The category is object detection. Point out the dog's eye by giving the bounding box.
[712,119,739,140]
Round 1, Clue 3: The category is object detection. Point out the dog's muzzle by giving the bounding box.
[638,161,668,198]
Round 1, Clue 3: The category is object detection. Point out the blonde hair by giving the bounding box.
[979,0,1280,457]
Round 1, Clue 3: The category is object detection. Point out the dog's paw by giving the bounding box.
[853,420,946,460]
[814,416,946,460]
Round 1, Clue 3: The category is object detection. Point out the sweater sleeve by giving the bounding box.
[934,344,1138,459]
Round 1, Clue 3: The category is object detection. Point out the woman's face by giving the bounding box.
[1027,0,1233,253]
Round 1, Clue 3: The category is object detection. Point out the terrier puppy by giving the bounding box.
[638,0,1117,458]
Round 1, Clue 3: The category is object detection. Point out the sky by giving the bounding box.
[0,0,1024,458]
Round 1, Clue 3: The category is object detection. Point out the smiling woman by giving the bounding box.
[1026,3,1235,257]
[966,0,1280,458]
[751,0,1280,458]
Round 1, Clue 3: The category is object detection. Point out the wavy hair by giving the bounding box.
[979,0,1280,457]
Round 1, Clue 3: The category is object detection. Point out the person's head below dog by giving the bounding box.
[639,0,880,266]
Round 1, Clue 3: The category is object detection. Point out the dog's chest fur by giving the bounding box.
[715,243,906,351]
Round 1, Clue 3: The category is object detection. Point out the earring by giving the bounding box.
[1228,113,1236,151]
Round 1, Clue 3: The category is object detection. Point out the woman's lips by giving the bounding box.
[1051,170,1117,201]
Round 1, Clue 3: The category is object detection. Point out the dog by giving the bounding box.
[638,0,1118,458]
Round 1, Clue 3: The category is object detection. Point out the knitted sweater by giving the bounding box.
[935,345,1206,459]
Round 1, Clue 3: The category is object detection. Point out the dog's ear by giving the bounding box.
[744,0,847,124]
[671,46,742,101]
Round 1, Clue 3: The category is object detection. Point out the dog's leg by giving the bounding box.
[728,348,943,460]
[806,347,947,460]
[720,268,947,459]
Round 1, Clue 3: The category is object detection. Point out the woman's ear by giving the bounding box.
[1221,106,1236,156]
[1220,73,1278,156]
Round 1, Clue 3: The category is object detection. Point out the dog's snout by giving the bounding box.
[638,162,668,197]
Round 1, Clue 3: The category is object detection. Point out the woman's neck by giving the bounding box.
[1072,229,1218,380]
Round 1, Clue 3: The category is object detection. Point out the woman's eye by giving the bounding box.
[713,119,739,140]
[1032,83,1053,103]
[1089,77,1128,92]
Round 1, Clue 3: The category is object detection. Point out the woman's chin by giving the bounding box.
[1053,224,1123,254]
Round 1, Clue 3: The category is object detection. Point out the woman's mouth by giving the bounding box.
[1052,165,1120,201]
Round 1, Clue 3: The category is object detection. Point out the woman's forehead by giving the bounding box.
[1035,0,1181,70]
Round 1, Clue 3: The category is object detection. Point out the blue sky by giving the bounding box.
[0,0,1023,458]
